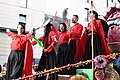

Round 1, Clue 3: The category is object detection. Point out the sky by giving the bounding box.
[45,0,70,17]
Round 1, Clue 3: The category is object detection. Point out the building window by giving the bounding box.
[20,0,27,8]
[87,0,89,3]
[19,14,26,26]
[107,0,109,7]
[84,8,89,22]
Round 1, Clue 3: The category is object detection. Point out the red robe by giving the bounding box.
[32,31,57,80]
[77,20,110,62]
[69,23,83,63]
[8,32,33,80]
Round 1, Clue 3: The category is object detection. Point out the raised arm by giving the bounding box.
[51,26,59,36]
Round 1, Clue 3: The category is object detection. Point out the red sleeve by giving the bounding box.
[32,36,44,45]
[46,41,56,52]
[71,24,83,38]
[8,32,16,39]
[46,32,56,52]
[25,34,32,40]
[51,26,59,36]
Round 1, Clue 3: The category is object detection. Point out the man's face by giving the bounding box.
[72,16,78,23]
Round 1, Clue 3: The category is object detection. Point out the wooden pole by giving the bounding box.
[91,0,94,70]
[91,20,94,69]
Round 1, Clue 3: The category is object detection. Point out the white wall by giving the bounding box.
[0,31,11,65]
[0,0,45,30]
[0,0,46,65]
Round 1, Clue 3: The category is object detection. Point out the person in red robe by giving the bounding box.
[32,22,57,80]
[65,15,83,75]
[51,23,70,74]
[79,10,110,69]
[6,24,33,80]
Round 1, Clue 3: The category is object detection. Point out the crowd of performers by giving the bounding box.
[4,10,114,80]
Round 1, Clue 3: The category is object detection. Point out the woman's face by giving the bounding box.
[60,24,65,32]
[89,12,95,20]
[17,25,25,34]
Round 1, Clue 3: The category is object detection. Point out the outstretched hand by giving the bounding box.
[29,28,35,35]
[6,29,10,33]
[44,49,48,53]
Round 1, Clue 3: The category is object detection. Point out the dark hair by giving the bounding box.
[89,10,98,19]
[59,23,67,32]
[17,23,25,34]
[99,19,109,38]
[43,22,53,46]
[73,15,79,19]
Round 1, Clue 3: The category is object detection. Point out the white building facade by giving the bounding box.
[67,0,115,27]
[0,0,46,65]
